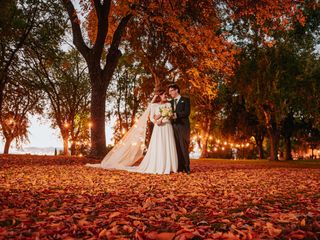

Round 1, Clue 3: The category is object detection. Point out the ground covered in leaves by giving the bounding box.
[0,155,319,239]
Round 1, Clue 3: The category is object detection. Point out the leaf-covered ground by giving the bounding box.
[0,155,319,239]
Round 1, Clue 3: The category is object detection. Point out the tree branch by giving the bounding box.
[109,13,133,54]
[62,0,90,60]
[102,13,133,80]
[1,4,38,85]
[93,0,101,14]
[93,0,111,59]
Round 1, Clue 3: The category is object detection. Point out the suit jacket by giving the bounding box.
[170,96,190,128]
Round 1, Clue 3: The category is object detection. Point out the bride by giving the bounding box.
[86,89,178,174]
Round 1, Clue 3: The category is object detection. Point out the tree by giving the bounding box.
[233,43,306,160]
[70,111,91,156]
[280,112,295,160]
[0,80,43,154]
[0,0,65,117]
[26,48,91,155]
[191,88,222,158]
[66,0,306,157]
[123,0,235,93]
[1,112,28,154]
[221,91,266,159]
[62,0,133,157]
[294,118,320,159]
[235,1,319,160]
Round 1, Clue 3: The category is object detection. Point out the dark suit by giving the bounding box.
[170,96,191,172]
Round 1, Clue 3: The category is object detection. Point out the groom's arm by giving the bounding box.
[176,97,190,119]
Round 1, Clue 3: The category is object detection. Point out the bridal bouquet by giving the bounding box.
[159,105,173,120]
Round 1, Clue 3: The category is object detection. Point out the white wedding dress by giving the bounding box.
[86,102,178,174]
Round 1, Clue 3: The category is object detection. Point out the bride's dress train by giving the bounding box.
[86,103,178,174]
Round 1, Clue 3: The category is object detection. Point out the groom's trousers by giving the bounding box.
[172,123,190,172]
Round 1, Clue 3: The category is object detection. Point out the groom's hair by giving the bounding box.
[168,83,180,93]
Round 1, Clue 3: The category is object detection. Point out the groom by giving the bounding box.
[168,84,191,174]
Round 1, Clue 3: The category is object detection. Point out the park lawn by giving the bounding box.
[0,155,319,239]
[198,158,320,167]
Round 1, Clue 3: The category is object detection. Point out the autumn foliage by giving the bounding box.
[1,155,319,239]
[84,0,306,98]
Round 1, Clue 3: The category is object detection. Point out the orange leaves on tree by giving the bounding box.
[83,0,237,99]
[81,0,308,100]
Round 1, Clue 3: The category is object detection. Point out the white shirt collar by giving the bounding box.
[174,95,181,102]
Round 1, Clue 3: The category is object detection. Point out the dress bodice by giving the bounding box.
[150,102,172,124]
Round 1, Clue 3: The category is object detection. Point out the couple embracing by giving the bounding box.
[87,84,191,175]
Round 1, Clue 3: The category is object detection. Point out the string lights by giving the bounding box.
[191,134,252,152]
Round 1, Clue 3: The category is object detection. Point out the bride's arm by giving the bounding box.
[149,106,162,124]
[151,94,158,103]
[149,104,156,123]
[150,95,161,122]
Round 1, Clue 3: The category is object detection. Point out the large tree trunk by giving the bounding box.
[268,128,280,161]
[59,126,69,155]
[256,138,264,159]
[88,54,121,156]
[200,137,208,158]
[200,118,211,158]
[282,113,294,160]
[63,135,69,155]
[284,136,293,160]
[311,146,314,159]
[71,142,76,155]
[254,128,265,159]
[63,0,132,158]
[261,106,280,161]
[3,138,12,154]
[89,80,107,157]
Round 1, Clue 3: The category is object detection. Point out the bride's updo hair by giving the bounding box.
[153,89,166,103]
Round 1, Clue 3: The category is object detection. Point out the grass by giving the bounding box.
[197,158,320,167]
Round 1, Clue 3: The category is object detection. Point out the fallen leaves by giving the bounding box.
[0,155,319,239]
[266,222,282,237]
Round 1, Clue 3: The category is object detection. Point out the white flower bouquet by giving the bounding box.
[159,105,173,120]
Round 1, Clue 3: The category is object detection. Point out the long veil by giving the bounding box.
[86,105,151,169]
